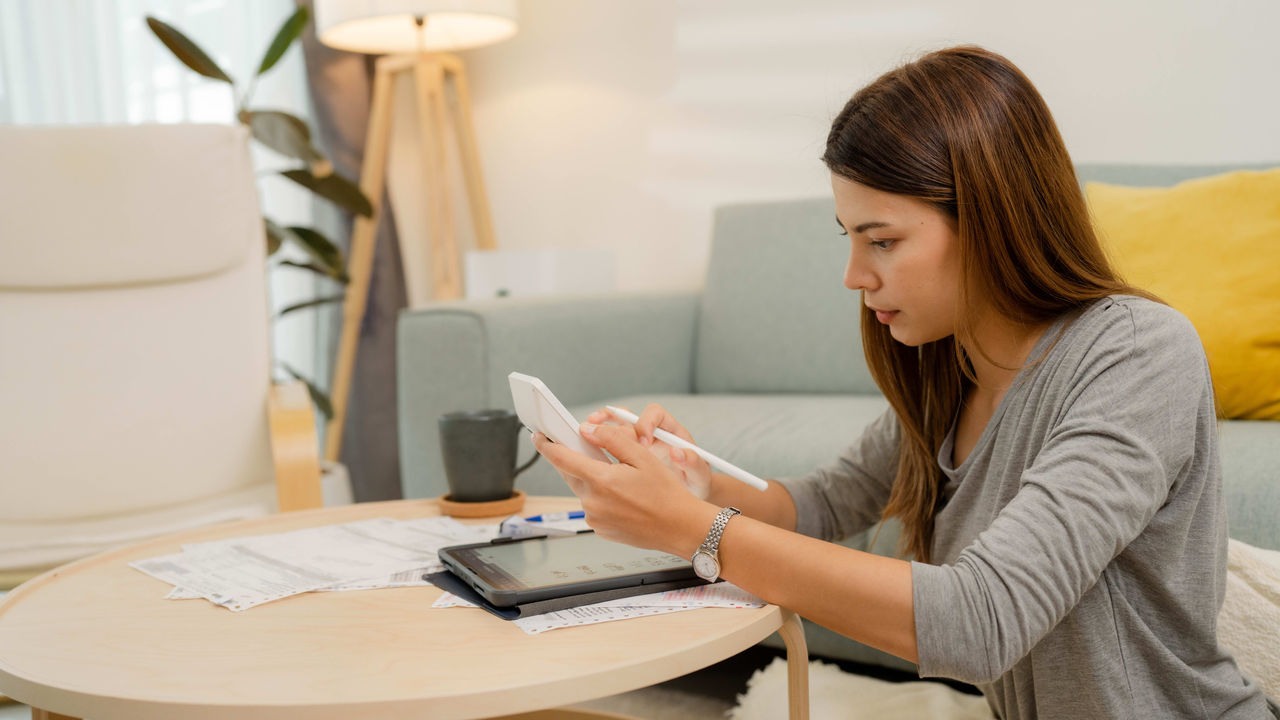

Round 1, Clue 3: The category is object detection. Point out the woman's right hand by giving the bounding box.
[587,403,713,500]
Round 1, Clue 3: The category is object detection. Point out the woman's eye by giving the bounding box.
[870,239,896,250]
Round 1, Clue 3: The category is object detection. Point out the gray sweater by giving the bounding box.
[780,296,1274,719]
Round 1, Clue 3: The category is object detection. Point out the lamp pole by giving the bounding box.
[323,46,499,463]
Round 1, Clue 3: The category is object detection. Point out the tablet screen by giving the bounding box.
[445,533,691,591]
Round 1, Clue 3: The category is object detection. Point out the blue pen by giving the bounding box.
[524,511,585,522]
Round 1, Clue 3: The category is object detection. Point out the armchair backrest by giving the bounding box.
[0,124,274,522]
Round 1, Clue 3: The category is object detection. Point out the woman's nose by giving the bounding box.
[844,249,877,291]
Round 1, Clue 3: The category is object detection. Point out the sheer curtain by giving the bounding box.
[0,0,335,435]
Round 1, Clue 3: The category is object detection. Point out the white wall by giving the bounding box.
[456,0,1280,292]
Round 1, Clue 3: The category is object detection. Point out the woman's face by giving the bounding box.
[831,174,962,347]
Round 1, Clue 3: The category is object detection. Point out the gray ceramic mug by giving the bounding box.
[438,409,540,502]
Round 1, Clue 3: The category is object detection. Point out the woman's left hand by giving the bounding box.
[531,422,716,557]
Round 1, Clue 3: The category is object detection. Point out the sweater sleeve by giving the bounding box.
[912,303,1209,684]
[775,406,901,542]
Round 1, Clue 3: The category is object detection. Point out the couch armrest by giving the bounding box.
[268,380,324,512]
[397,292,701,499]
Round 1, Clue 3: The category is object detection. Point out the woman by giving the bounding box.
[532,45,1276,719]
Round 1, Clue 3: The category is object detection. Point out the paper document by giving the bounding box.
[432,583,765,634]
[319,565,440,592]
[516,604,690,633]
[134,517,488,611]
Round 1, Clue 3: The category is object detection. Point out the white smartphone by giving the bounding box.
[508,372,610,462]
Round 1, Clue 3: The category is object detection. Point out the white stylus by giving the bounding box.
[604,406,769,492]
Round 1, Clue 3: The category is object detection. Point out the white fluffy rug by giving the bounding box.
[1219,538,1280,702]
[730,657,994,720]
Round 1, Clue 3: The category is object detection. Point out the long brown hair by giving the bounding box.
[823,46,1152,563]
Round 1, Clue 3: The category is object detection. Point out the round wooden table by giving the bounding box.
[0,496,809,719]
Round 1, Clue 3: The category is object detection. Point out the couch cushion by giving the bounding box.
[1219,420,1280,551]
[0,245,275,522]
[695,198,877,395]
[513,393,891,498]
[1085,166,1280,420]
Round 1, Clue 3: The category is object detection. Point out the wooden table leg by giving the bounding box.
[31,708,80,720]
[777,609,810,720]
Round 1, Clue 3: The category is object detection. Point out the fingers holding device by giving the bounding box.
[509,372,768,493]
[508,372,609,462]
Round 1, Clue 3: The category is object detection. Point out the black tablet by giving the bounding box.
[438,531,697,607]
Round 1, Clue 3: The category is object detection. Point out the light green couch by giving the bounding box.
[398,164,1279,671]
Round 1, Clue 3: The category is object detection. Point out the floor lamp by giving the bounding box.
[316,0,518,463]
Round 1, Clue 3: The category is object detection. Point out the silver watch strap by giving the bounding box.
[702,507,741,555]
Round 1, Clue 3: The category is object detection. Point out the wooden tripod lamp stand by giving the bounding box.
[316,0,518,462]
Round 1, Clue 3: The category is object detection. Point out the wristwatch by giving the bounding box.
[692,507,741,582]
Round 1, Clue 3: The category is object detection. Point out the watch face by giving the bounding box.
[692,551,718,580]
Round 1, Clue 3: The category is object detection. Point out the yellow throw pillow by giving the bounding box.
[1086,167,1280,421]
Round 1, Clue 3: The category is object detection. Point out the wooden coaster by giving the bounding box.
[436,489,527,518]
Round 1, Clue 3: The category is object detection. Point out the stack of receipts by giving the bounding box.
[131,517,490,611]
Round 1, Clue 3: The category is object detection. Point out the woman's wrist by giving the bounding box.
[668,500,721,560]
[705,473,796,532]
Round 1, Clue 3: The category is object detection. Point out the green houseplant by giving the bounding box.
[146,7,370,421]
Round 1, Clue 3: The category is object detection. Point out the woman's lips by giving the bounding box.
[875,310,898,324]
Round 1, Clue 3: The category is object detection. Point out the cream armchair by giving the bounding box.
[0,124,324,590]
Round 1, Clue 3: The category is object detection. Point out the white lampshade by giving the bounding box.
[316,0,518,54]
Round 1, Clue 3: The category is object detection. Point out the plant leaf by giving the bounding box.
[285,226,349,281]
[279,362,334,420]
[264,217,290,256]
[257,6,309,76]
[243,110,324,165]
[145,16,233,84]
[282,169,373,217]
[278,260,350,284]
[278,294,345,318]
